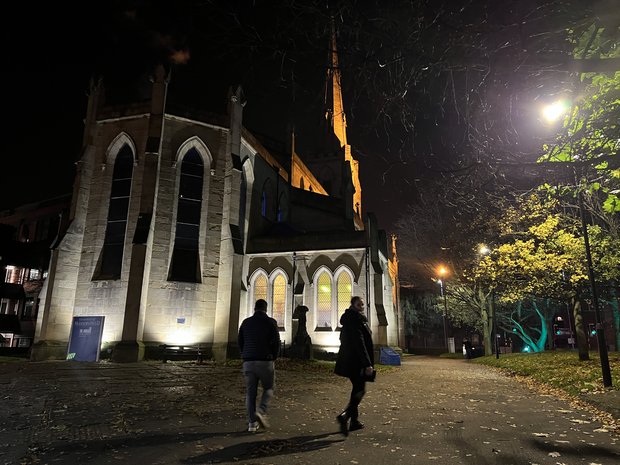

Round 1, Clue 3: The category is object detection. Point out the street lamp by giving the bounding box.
[541,101,612,387]
[479,245,499,359]
[437,266,449,352]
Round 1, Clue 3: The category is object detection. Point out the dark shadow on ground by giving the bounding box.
[530,438,620,459]
[181,432,343,463]
[34,430,240,458]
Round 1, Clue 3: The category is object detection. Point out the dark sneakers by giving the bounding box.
[336,413,349,436]
[349,420,365,431]
[337,414,365,435]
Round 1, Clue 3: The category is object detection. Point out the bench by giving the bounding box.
[159,344,207,363]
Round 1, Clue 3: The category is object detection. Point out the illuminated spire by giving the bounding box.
[326,16,347,148]
[325,17,362,226]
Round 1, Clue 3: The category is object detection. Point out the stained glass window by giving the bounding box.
[272,274,286,328]
[253,274,268,303]
[337,272,352,324]
[316,271,332,329]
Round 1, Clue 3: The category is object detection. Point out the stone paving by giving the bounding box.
[1,356,619,464]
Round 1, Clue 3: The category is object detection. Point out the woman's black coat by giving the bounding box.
[334,307,374,378]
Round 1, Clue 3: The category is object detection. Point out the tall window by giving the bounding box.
[316,270,332,330]
[272,274,286,328]
[253,274,268,302]
[277,193,287,222]
[337,271,352,324]
[314,267,353,331]
[261,179,273,219]
[98,144,133,279]
[239,171,247,243]
[169,148,203,282]
[22,298,35,320]
[261,190,267,216]
[250,270,288,330]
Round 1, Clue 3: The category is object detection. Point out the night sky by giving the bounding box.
[1,1,422,232]
[3,0,611,271]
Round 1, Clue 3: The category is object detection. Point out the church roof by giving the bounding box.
[247,229,367,254]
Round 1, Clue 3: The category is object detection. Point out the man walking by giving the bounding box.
[238,299,281,432]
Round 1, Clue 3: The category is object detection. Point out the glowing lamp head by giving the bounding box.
[479,245,490,255]
[437,266,448,277]
[542,100,569,123]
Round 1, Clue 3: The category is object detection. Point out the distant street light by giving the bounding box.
[437,266,449,352]
[541,102,612,387]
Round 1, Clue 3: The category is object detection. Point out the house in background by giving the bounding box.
[0,195,70,349]
[30,31,401,362]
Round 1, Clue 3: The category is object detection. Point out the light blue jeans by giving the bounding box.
[242,360,275,423]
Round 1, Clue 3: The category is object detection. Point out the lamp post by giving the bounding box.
[437,266,449,352]
[479,245,499,359]
[542,101,612,387]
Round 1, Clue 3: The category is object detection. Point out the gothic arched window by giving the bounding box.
[248,269,288,330]
[169,148,203,282]
[261,179,274,219]
[253,273,268,304]
[315,270,332,330]
[98,144,134,279]
[313,266,354,330]
[272,273,286,328]
[277,193,287,222]
[336,269,353,325]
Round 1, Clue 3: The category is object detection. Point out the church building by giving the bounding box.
[31,33,401,362]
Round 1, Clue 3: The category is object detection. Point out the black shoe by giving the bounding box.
[336,413,349,437]
[349,420,365,432]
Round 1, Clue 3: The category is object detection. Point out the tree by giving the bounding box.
[536,17,620,355]
[444,281,493,354]
[474,195,586,354]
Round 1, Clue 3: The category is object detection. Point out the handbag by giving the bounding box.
[361,368,376,382]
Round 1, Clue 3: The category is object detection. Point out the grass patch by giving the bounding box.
[0,356,28,364]
[474,350,620,396]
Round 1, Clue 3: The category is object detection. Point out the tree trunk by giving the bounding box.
[477,287,493,356]
[544,298,554,350]
[611,283,620,352]
[572,295,590,361]
[482,308,492,356]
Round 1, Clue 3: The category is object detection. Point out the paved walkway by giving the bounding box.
[1,356,619,464]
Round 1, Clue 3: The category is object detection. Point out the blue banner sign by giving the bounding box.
[67,316,105,362]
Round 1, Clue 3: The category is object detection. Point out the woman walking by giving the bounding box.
[334,296,375,436]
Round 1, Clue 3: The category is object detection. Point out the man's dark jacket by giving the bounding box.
[238,311,281,361]
[334,307,374,378]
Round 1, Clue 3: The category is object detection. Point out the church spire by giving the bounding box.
[326,16,347,148]
[325,17,363,227]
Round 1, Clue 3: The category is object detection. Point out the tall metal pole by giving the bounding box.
[491,289,499,359]
[578,192,612,387]
[440,280,448,352]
